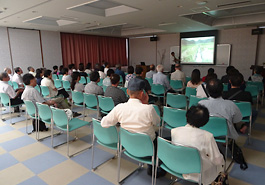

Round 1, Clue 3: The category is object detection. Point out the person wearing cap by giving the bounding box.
[101,77,165,177]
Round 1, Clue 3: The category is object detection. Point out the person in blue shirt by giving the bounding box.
[115,64,125,82]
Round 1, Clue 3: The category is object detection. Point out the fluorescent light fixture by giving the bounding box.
[158,22,176,26]
[67,0,99,10]
[259,26,265,28]
[23,16,43,23]
[130,35,157,39]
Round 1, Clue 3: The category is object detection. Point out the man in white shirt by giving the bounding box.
[171,105,224,185]
[62,68,72,82]
[145,64,156,79]
[28,66,36,77]
[153,64,172,91]
[12,67,24,87]
[0,72,24,111]
[170,52,180,72]
[4,68,13,81]
[170,64,186,84]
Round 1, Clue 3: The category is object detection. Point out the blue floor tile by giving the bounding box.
[1,135,36,152]
[0,125,14,134]
[230,163,265,185]
[3,115,27,124]
[68,172,114,185]
[18,176,48,185]
[79,134,93,143]
[71,146,114,170]
[244,138,265,153]
[0,153,19,171]
[22,150,67,174]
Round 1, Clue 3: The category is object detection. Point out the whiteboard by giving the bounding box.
[216,44,231,66]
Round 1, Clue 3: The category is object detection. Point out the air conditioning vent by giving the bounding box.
[217,1,250,8]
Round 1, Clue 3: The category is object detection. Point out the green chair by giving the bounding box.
[91,119,119,171]
[185,76,191,84]
[86,77,91,84]
[118,128,155,185]
[40,86,50,98]
[0,92,23,125]
[52,74,58,80]
[223,83,228,92]
[119,87,128,97]
[155,137,202,185]
[152,104,161,118]
[151,84,166,105]
[166,93,187,109]
[12,81,19,90]
[54,79,62,89]
[62,80,71,91]
[34,85,41,94]
[235,101,252,144]
[79,76,86,84]
[170,80,184,92]
[71,91,84,119]
[247,81,264,104]
[161,106,186,136]
[185,87,196,100]
[189,95,207,108]
[98,79,103,87]
[145,77,153,85]
[84,93,98,118]
[245,85,259,110]
[102,85,108,92]
[8,81,13,87]
[58,75,63,81]
[119,75,123,86]
[98,95,114,115]
[51,107,92,157]
[23,100,38,137]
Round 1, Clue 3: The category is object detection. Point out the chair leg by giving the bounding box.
[248,118,252,145]
[151,156,155,185]
[51,123,54,147]
[91,132,95,170]
[67,130,70,157]
[154,155,159,185]
[117,143,122,184]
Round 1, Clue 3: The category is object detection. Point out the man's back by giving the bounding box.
[84,81,103,95]
[0,81,16,98]
[171,70,185,83]
[146,70,156,79]
[104,86,128,106]
[223,88,252,104]
[153,72,170,90]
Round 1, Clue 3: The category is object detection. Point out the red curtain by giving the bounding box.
[61,33,127,68]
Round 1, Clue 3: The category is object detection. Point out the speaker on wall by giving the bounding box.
[150,36,158,41]
[252,28,263,35]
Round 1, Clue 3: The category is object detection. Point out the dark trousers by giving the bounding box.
[32,119,47,131]
[10,97,23,106]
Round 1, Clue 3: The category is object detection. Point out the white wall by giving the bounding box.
[0,27,63,74]
[129,27,264,80]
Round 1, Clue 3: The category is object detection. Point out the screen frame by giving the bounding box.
[180,30,218,65]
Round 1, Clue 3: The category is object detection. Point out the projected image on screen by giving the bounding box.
[181,36,215,64]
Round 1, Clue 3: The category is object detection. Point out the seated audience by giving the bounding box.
[35,68,44,86]
[84,71,104,95]
[78,63,88,78]
[187,69,203,88]
[99,66,106,79]
[170,64,185,84]
[153,65,173,92]
[85,63,92,75]
[12,67,24,87]
[28,66,36,77]
[146,64,156,79]
[199,79,242,139]
[41,70,69,99]
[115,64,125,82]
[4,67,13,81]
[171,105,224,185]
[93,63,100,72]
[250,66,264,82]
[53,65,59,75]
[103,69,114,87]
[196,73,217,98]
[58,65,64,75]
[202,68,214,82]
[68,64,74,76]
[104,74,128,106]
[71,72,84,92]
[104,62,109,74]
[62,68,72,82]
[125,66,135,87]
[221,66,235,84]
[135,67,151,94]
[0,72,24,112]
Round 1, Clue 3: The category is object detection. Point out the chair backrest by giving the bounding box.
[157,137,201,174]
[0,93,10,106]
[8,81,13,87]
[235,101,252,117]
[223,83,228,92]
[170,80,183,90]
[72,91,84,105]
[185,76,191,83]
[163,106,187,128]
[54,79,62,89]
[102,85,108,92]
[189,95,207,108]
[40,86,50,97]
[79,76,86,84]
[152,104,160,117]
[62,80,71,90]
[58,75,63,81]
[119,87,128,96]
[120,128,153,158]
[23,100,37,117]
[145,78,153,85]
[247,81,263,92]
[185,87,196,98]
[201,117,227,137]
[98,95,114,113]
[98,79,103,87]
[119,75,123,83]
[51,107,68,129]
[36,102,52,123]
[245,85,259,97]
[52,74,58,80]
[151,84,165,96]
[34,85,41,94]
[166,93,187,109]
[84,93,98,109]
[12,81,19,90]
[92,118,118,145]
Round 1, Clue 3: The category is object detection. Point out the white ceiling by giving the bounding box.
[0,0,264,37]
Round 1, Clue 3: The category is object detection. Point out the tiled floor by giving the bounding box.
[1,106,265,185]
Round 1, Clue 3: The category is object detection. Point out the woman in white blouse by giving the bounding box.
[71,72,84,92]
[187,69,203,88]
[171,105,224,185]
